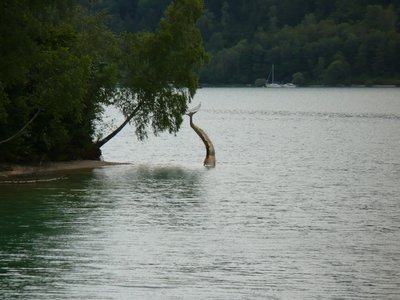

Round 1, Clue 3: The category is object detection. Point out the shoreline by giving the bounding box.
[199,84,400,88]
[0,160,128,181]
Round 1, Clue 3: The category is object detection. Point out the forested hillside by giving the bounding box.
[92,0,400,85]
[199,0,400,85]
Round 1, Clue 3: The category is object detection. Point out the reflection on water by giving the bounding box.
[1,166,206,299]
[1,88,400,299]
[94,165,202,199]
[0,173,92,298]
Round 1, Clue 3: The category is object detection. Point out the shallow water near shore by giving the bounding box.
[1,88,400,299]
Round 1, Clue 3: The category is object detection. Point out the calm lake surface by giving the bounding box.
[1,88,400,299]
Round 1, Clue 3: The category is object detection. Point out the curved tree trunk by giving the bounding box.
[189,114,216,167]
[96,102,144,148]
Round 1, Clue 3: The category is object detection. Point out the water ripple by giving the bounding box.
[1,88,400,299]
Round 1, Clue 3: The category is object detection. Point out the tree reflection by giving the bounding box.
[91,165,208,228]
[0,172,96,298]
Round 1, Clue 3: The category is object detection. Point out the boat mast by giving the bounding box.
[271,64,275,83]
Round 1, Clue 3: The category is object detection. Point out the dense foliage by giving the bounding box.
[1,1,110,162]
[0,0,207,163]
[94,0,400,86]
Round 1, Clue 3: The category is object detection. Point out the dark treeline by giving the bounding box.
[94,0,400,86]
[199,0,400,85]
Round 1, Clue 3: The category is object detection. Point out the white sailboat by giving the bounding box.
[265,64,282,88]
[265,64,297,88]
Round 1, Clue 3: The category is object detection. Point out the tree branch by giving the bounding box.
[96,102,144,148]
[0,109,41,145]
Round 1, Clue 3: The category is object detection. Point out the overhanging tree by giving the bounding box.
[0,0,208,163]
[95,0,208,148]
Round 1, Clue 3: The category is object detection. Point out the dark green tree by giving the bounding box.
[323,53,350,85]
[0,1,109,162]
[0,0,207,163]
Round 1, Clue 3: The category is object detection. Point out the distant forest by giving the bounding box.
[86,0,400,86]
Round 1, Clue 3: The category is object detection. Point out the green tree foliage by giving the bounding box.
[0,1,109,162]
[82,0,171,32]
[323,53,351,85]
[0,0,207,163]
[292,72,306,86]
[100,0,208,143]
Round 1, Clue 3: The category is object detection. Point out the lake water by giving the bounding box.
[1,88,400,299]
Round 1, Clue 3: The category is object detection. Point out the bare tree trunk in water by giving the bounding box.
[189,112,216,167]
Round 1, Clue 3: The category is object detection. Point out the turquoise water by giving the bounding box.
[1,88,400,299]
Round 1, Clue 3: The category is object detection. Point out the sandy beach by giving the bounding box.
[0,160,125,181]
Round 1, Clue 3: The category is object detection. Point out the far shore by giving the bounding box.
[0,160,128,181]
[199,84,400,88]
